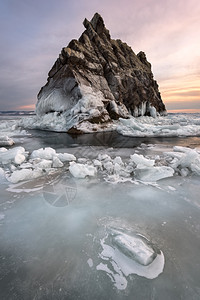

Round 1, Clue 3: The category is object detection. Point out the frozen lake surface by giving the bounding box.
[0,113,200,299]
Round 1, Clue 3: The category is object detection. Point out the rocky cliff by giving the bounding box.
[36,13,166,133]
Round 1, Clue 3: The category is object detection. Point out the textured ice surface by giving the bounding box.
[1,128,200,299]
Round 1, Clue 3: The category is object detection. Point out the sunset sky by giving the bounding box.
[0,0,200,112]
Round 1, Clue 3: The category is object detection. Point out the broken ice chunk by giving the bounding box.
[31,147,56,160]
[111,230,156,266]
[7,169,43,183]
[56,153,76,162]
[33,159,52,169]
[130,153,155,167]
[0,146,26,165]
[69,162,97,178]
[0,136,14,146]
[52,156,64,168]
[134,166,174,182]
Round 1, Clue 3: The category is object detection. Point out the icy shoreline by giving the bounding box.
[19,112,200,137]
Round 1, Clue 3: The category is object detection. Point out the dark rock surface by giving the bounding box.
[36,13,166,131]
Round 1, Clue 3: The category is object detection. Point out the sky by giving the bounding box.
[0,0,200,113]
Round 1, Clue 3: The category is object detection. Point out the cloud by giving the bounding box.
[0,0,200,111]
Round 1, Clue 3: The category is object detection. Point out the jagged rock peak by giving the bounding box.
[83,12,111,40]
[36,13,167,133]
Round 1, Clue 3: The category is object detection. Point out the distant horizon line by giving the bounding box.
[1,108,200,114]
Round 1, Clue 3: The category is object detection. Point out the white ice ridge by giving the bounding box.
[20,111,200,136]
[96,229,165,290]
[117,114,200,137]
[1,145,200,184]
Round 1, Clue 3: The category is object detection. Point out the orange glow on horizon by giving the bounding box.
[167,109,200,113]
[18,104,35,110]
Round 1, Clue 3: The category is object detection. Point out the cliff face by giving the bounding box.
[36,13,166,132]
